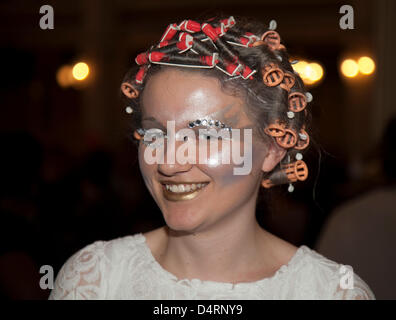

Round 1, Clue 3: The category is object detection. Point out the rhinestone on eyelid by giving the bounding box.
[209,119,214,126]
[195,119,201,125]
[215,120,220,127]
[201,119,208,126]
[188,122,195,128]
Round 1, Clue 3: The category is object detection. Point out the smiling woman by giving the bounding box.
[48,14,375,300]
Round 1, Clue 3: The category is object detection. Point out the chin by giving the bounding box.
[162,207,206,234]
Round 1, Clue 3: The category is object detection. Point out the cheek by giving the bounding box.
[138,144,156,189]
[197,139,264,187]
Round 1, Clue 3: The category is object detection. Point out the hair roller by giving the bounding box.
[126,83,140,99]
[135,65,149,85]
[260,30,285,51]
[178,19,201,33]
[264,122,286,137]
[133,129,143,141]
[294,129,310,150]
[288,91,308,112]
[159,23,179,43]
[261,160,308,188]
[275,128,298,148]
[262,62,284,87]
[251,40,265,47]
[279,71,295,92]
[191,37,216,56]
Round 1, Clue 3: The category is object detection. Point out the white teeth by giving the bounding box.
[164,183,207,193]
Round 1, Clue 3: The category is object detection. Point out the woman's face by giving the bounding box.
[138,68,283,233]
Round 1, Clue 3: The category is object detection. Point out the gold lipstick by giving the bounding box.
[161,182,209,201]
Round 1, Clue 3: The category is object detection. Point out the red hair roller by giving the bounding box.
[149,52,167,63]
[201,23,219,41]
[159,23,179,43]
[178,20,201,33]
[135,52,148,66]
[135,66,147,85]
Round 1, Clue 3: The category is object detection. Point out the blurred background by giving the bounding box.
[0,0,395,299]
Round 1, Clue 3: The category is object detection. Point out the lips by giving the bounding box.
[161,181,210,201]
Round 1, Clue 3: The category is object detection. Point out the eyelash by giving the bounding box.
[134,128,166,146]
[134,127,230,145]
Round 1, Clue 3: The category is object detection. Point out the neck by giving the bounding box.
[157,199,275,283]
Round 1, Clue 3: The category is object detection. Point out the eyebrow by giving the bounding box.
[205,104,241,127]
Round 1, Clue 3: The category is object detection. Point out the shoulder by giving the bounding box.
[291,246,375,300]
[48,233,145,300]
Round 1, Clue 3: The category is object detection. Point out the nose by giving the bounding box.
[158,161,193,176]
[157,139,194,176]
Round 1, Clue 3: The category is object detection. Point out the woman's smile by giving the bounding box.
[161,181,210,201]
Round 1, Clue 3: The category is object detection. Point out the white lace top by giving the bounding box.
[48,233,375,300]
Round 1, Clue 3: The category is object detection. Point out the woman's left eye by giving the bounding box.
[199,133,222,141]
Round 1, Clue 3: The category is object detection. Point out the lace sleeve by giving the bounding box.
[48,241,108,300]
[333,272,376,300]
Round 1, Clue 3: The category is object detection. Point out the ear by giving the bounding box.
[121,82,139,99]
[261,140,287,172]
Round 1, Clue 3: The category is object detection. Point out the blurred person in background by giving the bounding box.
[316,116,396,299]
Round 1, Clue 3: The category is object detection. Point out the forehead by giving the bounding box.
[141,69,247,126]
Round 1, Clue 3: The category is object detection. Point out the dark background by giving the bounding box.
[0,0,395,299]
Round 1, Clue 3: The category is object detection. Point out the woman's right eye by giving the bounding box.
[140,128,166,146]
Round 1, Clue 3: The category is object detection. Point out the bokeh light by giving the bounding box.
[72,62,90,81]
[292,60,324,85]
[341,59,359,78]
[56,65,74,88]
[358,56,375,75]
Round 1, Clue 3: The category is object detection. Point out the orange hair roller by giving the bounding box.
[294,129,310,150]
[262,62,284,87]
[288,92,307,112]
[279,72,295,92]
[264,122,286,137]
[260,30,285,51]
[261,160,308,188]
[275,128,297,148]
